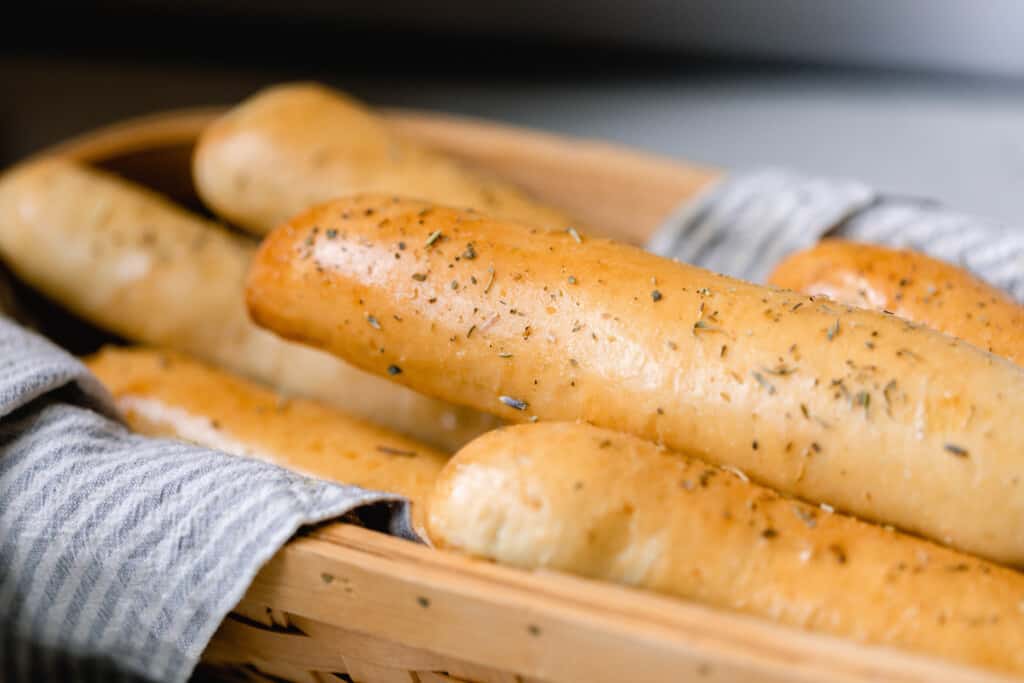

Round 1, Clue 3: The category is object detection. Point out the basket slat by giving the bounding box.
[206,600,528,683]
[223,525,1010,683]
[417,674,476,683]
[288,614,451,671]
[206,615,350,672]
[342,658,416,683]
[441,662,522,683]
[384,110,720,245]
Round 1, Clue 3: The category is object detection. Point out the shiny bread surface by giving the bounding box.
[0,159,496,450]
[247,194,1024,565]
[87,346,447,508]
[194,82,573,235]
[769,239,1024,366]
[428,422,1024,677]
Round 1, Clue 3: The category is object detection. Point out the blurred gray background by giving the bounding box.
[3,1,1023,223]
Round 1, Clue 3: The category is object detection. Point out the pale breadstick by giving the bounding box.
[193,82,574,236]
[86,346,447,508]
[246,194,1024,565]
[769,239,1024,366]
[427,422,1024,677]
[0,159,497,450]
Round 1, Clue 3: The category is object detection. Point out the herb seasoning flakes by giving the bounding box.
[944,443,969,458]
[499,395,529,411]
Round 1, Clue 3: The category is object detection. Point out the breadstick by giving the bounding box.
[246,194,1024,565]
[427,422,1024,677]
[86,347,447,508]
[0,159,496,450]
[769,239,1024,366]
[194,82,573,235]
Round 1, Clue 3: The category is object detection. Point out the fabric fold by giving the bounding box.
[648,169,1024,302]
[0,315,412,683]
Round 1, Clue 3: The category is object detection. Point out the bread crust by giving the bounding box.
[194,82,573,236]
[87,347,448,508]
[247,194,1024,565]
[769,239,1024,366]
[0,159,496,450]
[427,422,1024,676]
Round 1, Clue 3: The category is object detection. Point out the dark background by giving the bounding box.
[4,2,1024,222]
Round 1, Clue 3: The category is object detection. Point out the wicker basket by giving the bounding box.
[28,109,1009,683]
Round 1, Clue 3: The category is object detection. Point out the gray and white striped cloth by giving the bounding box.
[3,168,1023,683]
[648,169,1024,302]
[0,316,411,682]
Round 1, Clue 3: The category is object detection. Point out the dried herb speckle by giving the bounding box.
[693,320,723,334]
[499,395,529,411]
[855,391,871,412]
[377,445,417,457]
[751,371,776,394]
[945,443,969,458]
[484,265,496,293]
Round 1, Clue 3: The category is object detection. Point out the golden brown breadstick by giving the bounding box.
[427,422,1024,677]
[247,194,1024,565]
[194,82,574,235]
[769,239,1024,366]
[86,347,447,508]
[0,158,496,450]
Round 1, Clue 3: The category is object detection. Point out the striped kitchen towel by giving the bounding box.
[648,169,1024,301]
[0,315,411,683]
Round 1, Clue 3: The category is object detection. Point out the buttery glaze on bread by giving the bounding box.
[427,422,1024,676]
[769,239,1024,366]
[193,82,573,236]
[0,158,497,450]
[86,347,447,507]
[247,194,1024,565]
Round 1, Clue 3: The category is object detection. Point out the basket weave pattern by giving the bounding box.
[204,597,511,683]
